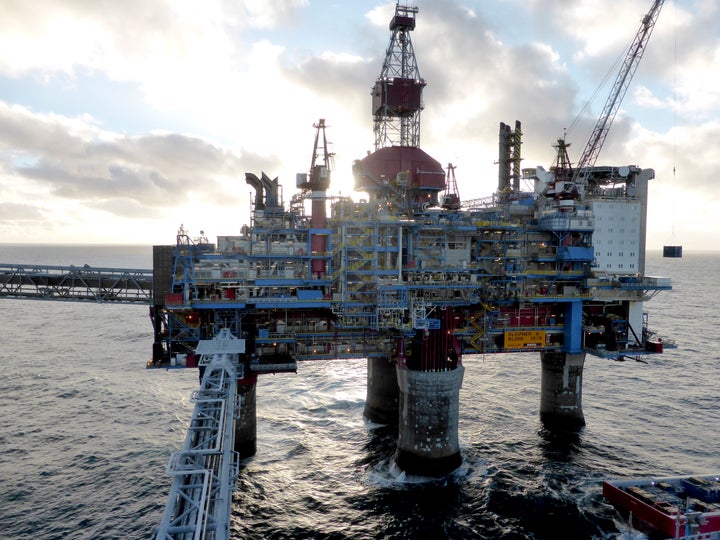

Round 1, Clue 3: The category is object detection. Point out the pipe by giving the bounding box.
[244,173,265,209]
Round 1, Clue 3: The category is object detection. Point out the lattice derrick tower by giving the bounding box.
[372,4,425,150]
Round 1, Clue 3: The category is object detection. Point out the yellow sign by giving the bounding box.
[504,330,546,349]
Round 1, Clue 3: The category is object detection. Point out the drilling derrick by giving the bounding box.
[372,4,423,149]
[142,0,672,496]
[353,3,445,210]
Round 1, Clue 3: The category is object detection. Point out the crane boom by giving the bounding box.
[575,0,664,185]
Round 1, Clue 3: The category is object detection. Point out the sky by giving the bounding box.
[0,0,718,250]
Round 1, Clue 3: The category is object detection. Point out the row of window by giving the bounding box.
[595,239,637,245]
[602,251,637,257]
[595,215,638,221]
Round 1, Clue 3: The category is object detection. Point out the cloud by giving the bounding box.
[287,52,373,109]
[235,0,310,29]
[0,0,717,247]
[0,0,307,78]
[525,0,720,120]
[633,85,667,109]
[627,119,720,198]
[0,202,45,221]
[0,102,279,219]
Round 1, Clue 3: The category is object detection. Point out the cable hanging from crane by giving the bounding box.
[664,0,682,257]
[566,49,626,140]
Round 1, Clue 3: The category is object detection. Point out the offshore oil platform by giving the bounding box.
[149,0,669,483]
[0,2,673,537]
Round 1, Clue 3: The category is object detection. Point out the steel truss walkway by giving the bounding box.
[155,329,244,540]
[0,263,152,303]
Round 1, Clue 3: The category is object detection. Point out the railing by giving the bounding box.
[155,329,243,540]
[0,263,153,304]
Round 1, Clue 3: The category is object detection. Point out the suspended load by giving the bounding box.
[663,245,682,258]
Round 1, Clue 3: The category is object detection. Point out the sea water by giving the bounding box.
[0,246,717,539]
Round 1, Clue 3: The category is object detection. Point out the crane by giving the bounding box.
[574,0,665,187]
[308,118,334,189]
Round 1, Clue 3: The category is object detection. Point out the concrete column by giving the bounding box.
[539,351,585,427]
[235,374,257,458]
[364,356,399,424]
[395,365,464,476]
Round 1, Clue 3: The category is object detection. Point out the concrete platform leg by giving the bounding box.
[539,351,586,427]
[235,374,257,458]
[364,356,399,424]
[395,365,464,476]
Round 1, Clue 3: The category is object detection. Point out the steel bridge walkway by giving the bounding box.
[154,329,244,540]
[0,263,153,303]
[0,263,241,538]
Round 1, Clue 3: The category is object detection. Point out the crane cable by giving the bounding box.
[671,0,678,242]
[557,35,631,168]
[566,48,627,141]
